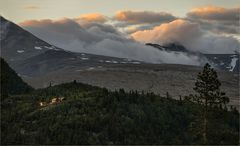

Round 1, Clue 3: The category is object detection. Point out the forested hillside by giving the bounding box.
[0,60,239,145]
[1,81,239,145]
[0,57,33,96]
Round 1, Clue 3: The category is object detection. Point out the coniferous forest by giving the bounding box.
[0,58,239,145]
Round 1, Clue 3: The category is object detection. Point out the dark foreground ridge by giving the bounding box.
[0,57,33,95]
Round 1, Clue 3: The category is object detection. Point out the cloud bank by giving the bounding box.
[20,17,205,65]
[114,10,177,24]
[18,7,240,66]
[132,19,239,54]
[74,13,107,25]
[113,10,177,34]
[187,6,240,34]
[187,6,239,24]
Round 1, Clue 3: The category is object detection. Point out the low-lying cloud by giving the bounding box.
[131,19,239,54]
[18,7,240,66]
[20,17,205,65]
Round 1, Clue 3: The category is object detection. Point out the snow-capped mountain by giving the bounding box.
[146,43,239,73]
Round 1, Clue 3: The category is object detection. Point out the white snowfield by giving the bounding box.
[87,67,95,70]
[99,59,141,64]
[37,45,60,51]
[17,50,24,53]
[229,57,238,72]
[81,57,89,60]
[44,46,55,50]
[34,46,42,50]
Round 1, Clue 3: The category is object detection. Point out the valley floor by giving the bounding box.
[22,64,239,109]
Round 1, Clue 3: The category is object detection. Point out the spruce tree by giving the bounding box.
[192,63,229,144]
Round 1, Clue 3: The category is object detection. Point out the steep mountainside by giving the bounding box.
[12,49,143,77]
[0,16,62,63]
[0,16,143,77]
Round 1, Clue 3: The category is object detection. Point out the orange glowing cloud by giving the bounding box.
[187,6,239,22]
[114,10,176,24]
[131,18,240,54]
[18,18,78,27]
[19,14,107,28]
[131,19,201,43]
[19,19,52,26]
[75,13,107,23]
[190,6,225,13]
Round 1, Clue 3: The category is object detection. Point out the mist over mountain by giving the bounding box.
[19,17,207,66]
[132,19,239,54]
[1,16,239,78]
[146,43,239,72]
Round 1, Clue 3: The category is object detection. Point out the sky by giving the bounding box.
[0,0,240,65]
[0,0,239,23]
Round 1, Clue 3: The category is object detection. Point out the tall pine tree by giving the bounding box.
[191,63,229,144]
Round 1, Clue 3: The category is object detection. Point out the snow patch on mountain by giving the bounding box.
[81,57,89,60]
[229,57,238,72]
[34,46,42,50]
[87,67,95,70]
[44,46,55,50]
[17,50,25,53]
